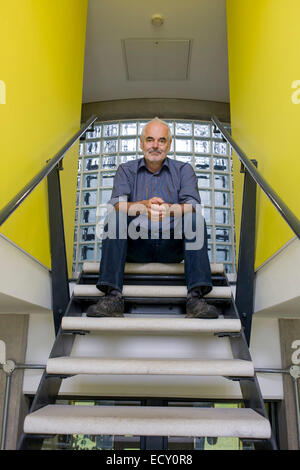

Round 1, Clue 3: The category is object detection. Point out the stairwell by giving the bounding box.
[19,261,275,450]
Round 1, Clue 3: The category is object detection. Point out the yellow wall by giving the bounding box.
[227,0,300,268]
[0,0,88,274]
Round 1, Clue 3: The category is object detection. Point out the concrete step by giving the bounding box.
[83,262,224,275]
[61,316,241,334]
[73,284,232,298]
[46,357,254,377]
[24,405,271,439]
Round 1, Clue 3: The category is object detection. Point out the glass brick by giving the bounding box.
[207,245,212,262]
[73,245,76,262]
[175,138,192,153]
[194,124,210,138]
[79,244,95,261]
[76,192,80,206]
[77,176,81,189]
[119,155,137,164]
[212,127,223,139]
[215,191,230,207]
[176,155,192,164]
[85,141,100,155]
[80,226,96,242]
[101,155,117,169]
[206,226,212,241]
[103,139,118,154]
[100,189,112,204]
[75,209,78,223]
[101,172,116,187]
[97,243,102,260]
[74,226,78,243]
[196,173,210,188]
[195,157,210,170]
[175,122,192,136]
[103,123,118,137]
[81,190,97,206]
[194,140,210,154]
[72,261,77,274]
[214,158,229,171]
[78,159,82,172]
[81,208,97,224]
[94,125,101,138]
[138,121,147,136]
[213,141,228,155]
[86,131,97,139]
[215,227,231,243]
[199,190,211,206]
[216,245,231,262]
[79,142,84,156]
[224,264,233,273]
[215,208,231,225]
[214,174,229,189]
[120,138,136,153]
[204,208,211,224]
[83,173,98,188]
[121,122,137,135]
[84,157,99,171]
[165,121,174,134]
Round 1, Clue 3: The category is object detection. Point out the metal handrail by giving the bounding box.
[0,115,98,226]
[212,115,300,239]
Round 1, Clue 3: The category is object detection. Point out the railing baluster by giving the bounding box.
[235,161,257,345]
[47,165,70,335]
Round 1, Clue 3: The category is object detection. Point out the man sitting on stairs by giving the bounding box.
[87,117,218,319]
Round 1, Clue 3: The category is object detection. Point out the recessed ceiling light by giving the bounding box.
[151,14,164,27]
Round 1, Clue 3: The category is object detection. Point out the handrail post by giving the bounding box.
[47,164,70,335]
[235,160,258,345]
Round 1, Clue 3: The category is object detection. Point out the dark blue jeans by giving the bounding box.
[96,211,212,295]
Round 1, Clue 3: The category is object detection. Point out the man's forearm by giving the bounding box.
[115,200,194,216]
[115,200,146,213]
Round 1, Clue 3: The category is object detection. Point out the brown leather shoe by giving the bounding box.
[185,297,218,319]
[86,294,124,317]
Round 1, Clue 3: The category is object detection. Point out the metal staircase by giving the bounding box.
[18,261,276,450]
[3,115,298,450]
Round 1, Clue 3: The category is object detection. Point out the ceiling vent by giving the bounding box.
[122,39,191,81]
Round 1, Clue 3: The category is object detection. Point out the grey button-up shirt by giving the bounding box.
[109,157,201,210]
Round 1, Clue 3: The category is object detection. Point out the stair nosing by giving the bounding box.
[24,405,271,439]
[46,357,254,377]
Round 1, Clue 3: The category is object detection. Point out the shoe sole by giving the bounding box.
[185,312,219,319]
[86,312,124,318]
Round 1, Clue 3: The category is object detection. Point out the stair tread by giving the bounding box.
[46,357,254,376]
[24,405,271,439]
[73,285,232,298]
[62,316,241,333]
[83,262,224,275]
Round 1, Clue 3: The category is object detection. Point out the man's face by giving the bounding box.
[140,121,171,165]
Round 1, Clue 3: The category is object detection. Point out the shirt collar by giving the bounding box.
[138,157,170,173]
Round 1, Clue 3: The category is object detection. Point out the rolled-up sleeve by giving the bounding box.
[108,165,131,206]
[178,163,201,210]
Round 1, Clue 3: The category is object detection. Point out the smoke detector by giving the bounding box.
[151,14,164,27]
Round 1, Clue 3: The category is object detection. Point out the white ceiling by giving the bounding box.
[82,0,229,104]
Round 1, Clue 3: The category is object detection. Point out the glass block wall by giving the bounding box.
[73,119,236,276]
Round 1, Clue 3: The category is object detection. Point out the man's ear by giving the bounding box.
[139,136,143,151]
